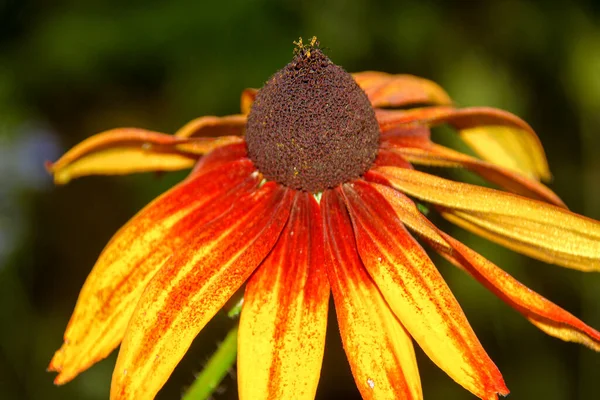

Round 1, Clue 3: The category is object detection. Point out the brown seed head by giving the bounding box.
[245,41,380,192]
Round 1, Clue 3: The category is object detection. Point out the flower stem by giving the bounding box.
[182,325,238,400]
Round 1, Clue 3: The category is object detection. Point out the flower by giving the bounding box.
[48,38,600,400]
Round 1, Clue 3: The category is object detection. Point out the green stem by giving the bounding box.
[182,325,239,400]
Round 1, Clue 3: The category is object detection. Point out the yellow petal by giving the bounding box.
[375,106,551,181]
[373,167,600,271]
[174,114,247,138]
[322,190,422,400]
[241,88,258,115]
[238,192,329,400]
[111,183,293,400]
[48,160,258,384]
[48,128,203,184]
[352,71,452,108]
[340,182,508,400]
[372,183,600,351]
[385,141,564,206]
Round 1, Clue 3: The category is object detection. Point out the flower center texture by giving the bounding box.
[245,39,380,192]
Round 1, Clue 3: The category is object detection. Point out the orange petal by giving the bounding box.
[47,129,202,184]
[341,181,508,400]
[111,183,293,400]
[238,192,329,400]
[241,88,258,115]
[372,183,600,351]
[174,114,247,138]
[352,71,453,108]
[377,106,550,181]
[438,232,600,351]
[322,190,422,400]
[48,160,258,384]
[385,141,564,206]
[374,167,600,271]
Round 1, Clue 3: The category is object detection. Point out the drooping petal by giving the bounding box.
[352,71,452,108]
[238,192,329,400]
[111,183,293,400]
[372,167,600,271]
[372,183,600,351]
[341,182,508,400]
[384,141,564,206]
[174,114,247,138]
[48,129,200,184]
[322,190,422,400]
[241,88,258,115]
[375,106,551,181]
[438,232,600,351]
[48,160,258,384]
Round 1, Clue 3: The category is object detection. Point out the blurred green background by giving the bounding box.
[1,0,599,399]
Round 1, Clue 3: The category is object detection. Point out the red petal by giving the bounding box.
[341,181,508,400]
[373,182,600,351]
[188,141,249,178]
[48,160,258,384]
[322,190,423,400]
[373,148,414,169]
[110,183,293,400]
[238,192,330,400]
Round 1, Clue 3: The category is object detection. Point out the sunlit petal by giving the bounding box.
[352,71,452,108]
[111,184,293,400]
[48,129,200,184]
[238,192,329,400]
[374,167,600,271]
[48,161,258,384]
[322,190,422,400]
[384,141,564,206]
[341,181,508,400]
[372,183,600,351]
[376,106,550,180]
[174,114,247,138]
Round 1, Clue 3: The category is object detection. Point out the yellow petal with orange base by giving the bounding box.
[371,183,600,351]
[47,128,238,184]
[110,183,293,400]
[48,160,258,384]
[322,190,422,400]
[383,140,564,206]
[375,106,550,181]
[352,71,452,108]
[238,192,329,400]
[342,182,508,400]
[373,167,600,271]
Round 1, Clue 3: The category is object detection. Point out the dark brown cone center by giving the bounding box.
[245,46,380,193]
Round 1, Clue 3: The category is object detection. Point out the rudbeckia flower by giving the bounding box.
[48,38,600,400]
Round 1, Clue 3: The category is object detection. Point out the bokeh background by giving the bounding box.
[1,0,600,399]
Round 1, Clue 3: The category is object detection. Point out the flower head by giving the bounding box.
[48,38,600,400]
